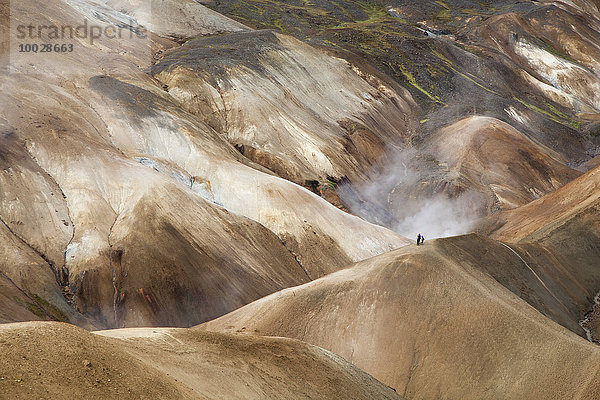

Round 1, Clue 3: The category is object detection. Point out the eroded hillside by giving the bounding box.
[1,0,411,329]
[2,0,600,399]
[206,0,600,230]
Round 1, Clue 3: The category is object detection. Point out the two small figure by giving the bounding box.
[416,233,425,246]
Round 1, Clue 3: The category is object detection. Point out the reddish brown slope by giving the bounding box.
[488,164,600,244]
[385,116,580,221]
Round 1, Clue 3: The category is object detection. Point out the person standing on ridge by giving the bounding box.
[417,233,422,246]
[420,234,425,245]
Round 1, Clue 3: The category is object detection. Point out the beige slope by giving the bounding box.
[481,8,600,113]
[482,164,600,341]
[152,29,418,185]
[82,74,410,277]
[10,121,312,328]
[103,182,314,328]
[0,132,91,326]
[103,0,250,38]
[0,321,400,400]
[199,237,600,400]
[0,131,72,276]
[0,0,409,328]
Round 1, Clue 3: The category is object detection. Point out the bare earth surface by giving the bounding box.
[1,0,600,399]
[199,237,600,399]
[0,321,399,400]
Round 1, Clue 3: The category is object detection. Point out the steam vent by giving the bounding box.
[2,0,600,398]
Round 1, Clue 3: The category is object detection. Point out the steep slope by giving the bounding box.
[484,163,600,338]
[1,74,315,329]
[151,29,418,185]
[84,76,409,278]
[207,0,600,165]
[0,321,400,399]
[389,116,579,215]
[0,0,411,328]
[0,131,91,326]
[487,164,600,243]
[207,0,600,225]
[425,116,579,210]
[342,115,580,236]
[200,238,600,399]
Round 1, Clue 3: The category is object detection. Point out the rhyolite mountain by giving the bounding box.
[207,0,600,222]
[1,0,600,399]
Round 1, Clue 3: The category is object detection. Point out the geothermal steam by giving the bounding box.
[340,148,481,239]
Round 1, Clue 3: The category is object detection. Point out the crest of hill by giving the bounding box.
[199,237,600,399]
[0,321,400,399]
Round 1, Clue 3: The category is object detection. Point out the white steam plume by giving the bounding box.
[340,148,482,240]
